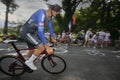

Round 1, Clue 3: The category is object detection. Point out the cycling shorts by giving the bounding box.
[20,33,42,48]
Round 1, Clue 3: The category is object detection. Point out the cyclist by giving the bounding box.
[19,4,62,70]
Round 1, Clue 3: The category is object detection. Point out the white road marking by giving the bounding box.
[85,49,106,56]
[111,50,120,53]
[0,49,6,51]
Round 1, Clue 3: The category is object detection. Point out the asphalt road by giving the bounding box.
[0,42,120,80]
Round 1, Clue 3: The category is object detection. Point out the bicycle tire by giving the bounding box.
[41,54,66,74]
[0,55,26,76]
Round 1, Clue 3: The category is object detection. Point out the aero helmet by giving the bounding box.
[47,3,62,12]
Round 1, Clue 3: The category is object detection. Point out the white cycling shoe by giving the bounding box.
[25,61,37,70]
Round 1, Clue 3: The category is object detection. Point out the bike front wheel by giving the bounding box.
[41,54,67,74]
[0,55,26,76]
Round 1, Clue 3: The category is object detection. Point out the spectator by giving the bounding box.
[104,30,111,48]
[83,28,93,47]
[90,32,99,48]
[98,29,106,48]
[77,30,85,46]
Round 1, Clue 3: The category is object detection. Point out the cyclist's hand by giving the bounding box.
[45,44,53,55]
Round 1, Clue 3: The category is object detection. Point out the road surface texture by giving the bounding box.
[0,42,120,80]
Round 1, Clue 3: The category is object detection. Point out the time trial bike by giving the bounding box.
[0,40,67,76]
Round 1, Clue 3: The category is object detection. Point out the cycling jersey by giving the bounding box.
[20,9,54,44]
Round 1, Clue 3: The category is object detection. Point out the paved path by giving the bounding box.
[0,42,120,80]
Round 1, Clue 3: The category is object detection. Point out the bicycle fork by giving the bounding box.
[47,55,57,67]
[34,54,57,67]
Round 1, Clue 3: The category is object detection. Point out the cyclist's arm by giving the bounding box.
[36,11,48,44]
[48,17,54,38]
[48,18,57,43]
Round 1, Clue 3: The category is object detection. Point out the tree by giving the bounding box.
[1,0,19,35]
[61,0,82,32]
[44,0,82,33]
[78,0,120,39]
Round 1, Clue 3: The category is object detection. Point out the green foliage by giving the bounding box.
[62,0,82,32]
[0,27,20,42]
[77,0,120,39]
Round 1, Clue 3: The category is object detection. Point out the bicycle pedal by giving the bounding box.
[25,66,33,73]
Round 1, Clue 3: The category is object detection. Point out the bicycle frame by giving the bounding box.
[10,42,27,62]
[9,41,49,63]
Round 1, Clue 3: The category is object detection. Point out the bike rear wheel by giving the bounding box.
[41,54,66,74]
[0,55,26,76]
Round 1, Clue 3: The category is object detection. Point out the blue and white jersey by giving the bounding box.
[24,9,54,44]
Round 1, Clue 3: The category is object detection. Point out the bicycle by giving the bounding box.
[0,40,67,76]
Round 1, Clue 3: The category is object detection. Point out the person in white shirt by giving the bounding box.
[104,30,111,48]
[98,29,105,47]
[83,28,93,47]
[56,32,61,41]
[69,32,74,44]
[91,32,99,48]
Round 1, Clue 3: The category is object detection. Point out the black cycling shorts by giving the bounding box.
[21,33,41,48]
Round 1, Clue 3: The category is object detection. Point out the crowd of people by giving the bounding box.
[45,28,111,49]
[82,28,111,48]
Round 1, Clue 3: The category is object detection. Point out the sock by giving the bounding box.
[27,54,37,62]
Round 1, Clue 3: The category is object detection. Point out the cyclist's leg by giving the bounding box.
[24,33,45,70]
[26,42,35,58]
[26,50,34,58]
